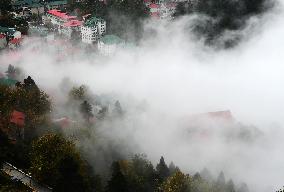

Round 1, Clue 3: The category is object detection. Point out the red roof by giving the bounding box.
[149,3,160,8]
[207,110,233,121]
[10,38,21,44]
[47,9,77,20]
[10,110,25,127]
[144,0,151,3]
[151,12,160,18]
[0,34,6,39]
[63,20,82,27]
[189,110,234,123]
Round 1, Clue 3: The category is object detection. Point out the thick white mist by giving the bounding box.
[1,1,284,191]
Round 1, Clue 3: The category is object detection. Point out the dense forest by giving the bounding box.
[0,64,250,191]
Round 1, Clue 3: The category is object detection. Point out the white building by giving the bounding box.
[61,20,82,39]
[98,35,124,56]
[46,9,77,27]
[81,16,106,44]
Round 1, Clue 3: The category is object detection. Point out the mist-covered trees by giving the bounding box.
[80,100,94,122]
[107,161,129,192]
[175,0,274,47]
[0,75,51,140]
[156,156,170,181]
[159,171,189,192]
[67,0,148,42]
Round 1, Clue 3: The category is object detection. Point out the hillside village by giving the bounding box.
[0,0,193,56]
[0,0,279,191]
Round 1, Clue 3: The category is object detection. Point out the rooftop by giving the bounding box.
[0,78,18,86]
[63,20,82,27]
[100,35,124,45]
[84,16,105,27]
[0,27,17,36]
[47,10,77,20]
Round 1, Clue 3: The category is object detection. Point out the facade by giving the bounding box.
[81,16,106,44]
[98,35,124,56]
[0,34,7,49]
[45,9,82,38]
[61,20,82,39]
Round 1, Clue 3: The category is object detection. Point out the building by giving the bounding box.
[61,19,82,39]
[46,9,77,26]
[45,9,82,38]
[81,16,106,44]
[11,0,67,10]
[0,34,7,49]
[0,27,21,40]
[98,35,124,56]
[159,2,177,19]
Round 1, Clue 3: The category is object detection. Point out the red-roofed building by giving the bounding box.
[8,38,22,49]
[46,10,82,39]
[10,110,25,127]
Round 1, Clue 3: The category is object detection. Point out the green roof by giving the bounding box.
[84,16,104,27]
[0,27,16,36]
[47,0,67,6]
[101,35,124,45]
[0,78,18,86]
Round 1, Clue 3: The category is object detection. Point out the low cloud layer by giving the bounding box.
[1,1,284,191]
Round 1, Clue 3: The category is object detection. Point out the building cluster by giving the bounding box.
[0,27,22,50]
[144,0,190,19]
[43,9,124,56]
[1,0,195,54]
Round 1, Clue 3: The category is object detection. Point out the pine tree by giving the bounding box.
[80,100,93,122]
[217,171,226,185]
[6,64,16,79]
[226,179,236,192]
[106,161,128,192]
[113,100,123,117]
[156,156,170,182]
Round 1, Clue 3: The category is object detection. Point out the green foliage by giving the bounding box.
[123,154,159,192]
[159,170,190,192]
[0,129,11,164]
[0,76,51,140]
[69,85,87,101]
[0,0,12,15]
[106,161,129,192]
[80,100,93,121]
[30,133,88,189]
[156,156,170,182]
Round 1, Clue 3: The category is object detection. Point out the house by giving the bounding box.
[46,9,77,26]
[0,34,7,49]
[98,35,124,56]
[11,0,67,10]
[0,27,21,40]
[61,19,82,39]
[8,38,22,49]
[8,110,25,140]
[0,78,18,87]
[46,9,82,38]
[81,16,106,44]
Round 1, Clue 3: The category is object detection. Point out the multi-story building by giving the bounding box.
[81,16,106,44]
[98,35,124,56]
[45,9,82,38]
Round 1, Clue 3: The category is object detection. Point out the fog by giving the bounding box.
[1,1,284,191]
